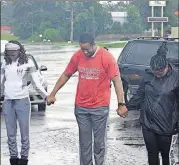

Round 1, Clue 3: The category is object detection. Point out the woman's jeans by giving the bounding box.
[3,97,31,159]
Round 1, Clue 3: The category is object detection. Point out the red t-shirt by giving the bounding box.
[65,47,119,108]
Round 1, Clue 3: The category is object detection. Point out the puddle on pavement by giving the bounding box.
[107,121,145,148]
[124,143,145,147]
[46,127,70,131]
[107,136,145,148]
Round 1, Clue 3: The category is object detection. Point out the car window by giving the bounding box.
[167,43,179,59]
[120,40,178,66]
[28,55,38,69]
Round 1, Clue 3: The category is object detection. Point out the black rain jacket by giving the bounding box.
[127,64,179,135]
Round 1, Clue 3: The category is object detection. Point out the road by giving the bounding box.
[1,44,178,165]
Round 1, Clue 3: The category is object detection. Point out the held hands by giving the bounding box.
[116,105,128,118]
[46,95,56,106]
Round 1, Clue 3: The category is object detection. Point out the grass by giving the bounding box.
[53,42,78,46]
[54,41,127,48]
[96,42,127,48]
[1,35,127,48]
[1,34,19,41]
[25,41,79,46]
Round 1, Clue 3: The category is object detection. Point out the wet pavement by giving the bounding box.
[1,44,178,165]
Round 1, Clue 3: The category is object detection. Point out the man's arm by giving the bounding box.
[112,74,127,117]
[49,53,78,98]
[50,72,71,96]
[104,52,127,117]
[112,74,125,103]
[104,52,125,104]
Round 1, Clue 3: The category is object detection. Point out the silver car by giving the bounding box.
[0,41,48,111]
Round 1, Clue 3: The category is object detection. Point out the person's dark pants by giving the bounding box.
[75,105,109,165]
[142,128,172,165]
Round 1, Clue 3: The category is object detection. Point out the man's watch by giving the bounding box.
[118,102,126,107]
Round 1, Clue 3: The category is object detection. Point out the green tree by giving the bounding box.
[43,28,62,41]
[73,2,112,39]
[164,0,178,27]
[11,1,67,39]
[1,1,14,26]
[131,0,150,30]
[110,22,122,34]
[125,5,142,33]
[6,1,113,40]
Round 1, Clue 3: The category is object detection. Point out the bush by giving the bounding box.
[28,32,42,42]
[43,28,63,42]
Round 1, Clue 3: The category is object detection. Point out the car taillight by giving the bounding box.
[128,74,141,79]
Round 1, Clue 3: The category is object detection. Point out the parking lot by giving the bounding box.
[1,44,178,165]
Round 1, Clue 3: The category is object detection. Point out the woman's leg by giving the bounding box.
[157,134,172,165]
[3,99,19,161]
[142,128,160,165]
[15,97,31,164]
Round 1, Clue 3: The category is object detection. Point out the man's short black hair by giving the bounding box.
[79,33,95,45]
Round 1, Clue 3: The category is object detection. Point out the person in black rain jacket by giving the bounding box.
[127,43,179,165]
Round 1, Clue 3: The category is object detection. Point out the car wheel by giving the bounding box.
[38,103,46,111]
[124,84,133,103]
[37,87,48,111]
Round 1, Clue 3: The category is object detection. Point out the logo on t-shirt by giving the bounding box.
[17,68,23,75]
[79,67,100,80]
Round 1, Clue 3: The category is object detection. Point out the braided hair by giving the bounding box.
[4,40,28,65]
[150,42,168,70]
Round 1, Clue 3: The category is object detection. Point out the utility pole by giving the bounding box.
[70,4,74,42]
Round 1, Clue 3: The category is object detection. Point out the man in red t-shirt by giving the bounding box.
[47,33,128,165]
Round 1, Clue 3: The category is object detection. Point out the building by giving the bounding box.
[0,26,11,35]
[171,27,178,38]
[111,12,128,25]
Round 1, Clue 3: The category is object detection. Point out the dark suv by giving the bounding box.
[117,37,179,103]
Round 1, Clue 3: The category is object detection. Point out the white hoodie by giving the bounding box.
[1,58,49,100]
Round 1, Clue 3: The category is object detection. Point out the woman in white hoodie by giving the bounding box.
[1,40,49,165]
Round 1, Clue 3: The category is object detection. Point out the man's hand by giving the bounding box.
[116,106,128,118]
[47,95,56,106]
